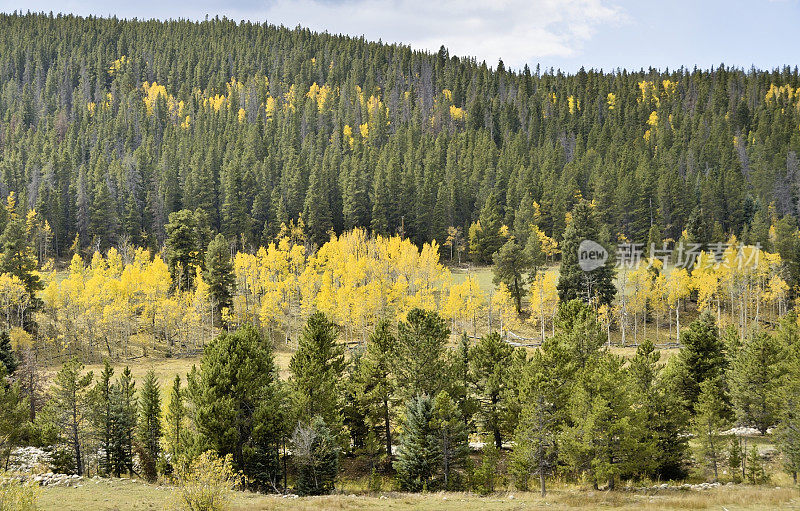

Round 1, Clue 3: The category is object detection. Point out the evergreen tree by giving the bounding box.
[164,209,199,291]
[393,395,442,491]
[557,200,616,306]
[675,311,728,408]
[109,367,137,477]
[469,332,516,448]
[91,361,114,476]
[432,391,469,490]
[204,233,235,325]
[165,374,189,471]
[193,324,284,489]
[293,416,340,496]
[731,332,784,434]
[627,340,689,479]
[469,191,505,263]
[289,312,345,433]
[357,319,397,458]
[561,352,635,490]
[50,359,93,475]
[137,370,162,482]
[693,377,731,482]
[0,330,17,375]
[396,308,450,399]
[492,238,530,313]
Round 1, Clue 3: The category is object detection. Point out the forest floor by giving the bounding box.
[37,478,800,510]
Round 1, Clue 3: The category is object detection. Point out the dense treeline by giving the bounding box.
[3,303,800,495]
[1,13,800,260]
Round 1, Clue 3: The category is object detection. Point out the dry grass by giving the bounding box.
[36,478,800,511]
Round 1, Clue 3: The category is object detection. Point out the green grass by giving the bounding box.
[37,478,800,510]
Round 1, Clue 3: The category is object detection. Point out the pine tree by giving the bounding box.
[627,340,689,479]
[109,367,137,477]
[289,312,345,431]
[432,391,469,490]
[693,377,731,482]
[92,361,114,476]
[393,395,442,491]
[675,311,728,408]
[358,319,397,458]
[137,370,162,482]
[204,233,235,325]
[561,352,635,490]
[492,238,530,313]
[50,359,94,475]
[731,332,784,434]
[193,324,285,489]
[469,332,516,448]
[165,374,189,471]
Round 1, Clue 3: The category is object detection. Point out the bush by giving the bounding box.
[171,451,241,511]
[0,474,41,511]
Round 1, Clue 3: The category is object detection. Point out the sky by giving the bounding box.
[3,0,798,72]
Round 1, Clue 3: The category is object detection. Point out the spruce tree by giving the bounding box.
[0,330,17,375]
[556,200,616,306]
[204,233,235,325]
[393,395,442,491]
[137,370,162,482]
[396,308,450,399]
[165,374,188,470]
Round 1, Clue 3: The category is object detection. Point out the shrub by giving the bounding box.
[171,451,241,511]
[0,473,41,511]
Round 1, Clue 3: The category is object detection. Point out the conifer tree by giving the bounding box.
[165,374,189,470]
[193,324,284,489]
[164,209,199,291]
[557,200,615,306]
[109,367,137,477]
[693,377,731,482]
[293,416,340,496]
[290,312,345,432]
[432,391,469,490]
[469,332,516,448]
[0,330,16,375]
[50,359,93,475]
[357,319,397,458]
[396,308,450,399]
[205,233,235,325]
[137,370,162,482]
[731,332,784,434]
[393,395,442,491]
[675,311,728,408]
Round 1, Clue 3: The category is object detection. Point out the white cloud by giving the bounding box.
[246,0,626,69]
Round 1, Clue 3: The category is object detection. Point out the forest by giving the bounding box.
[0,11,800,510]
